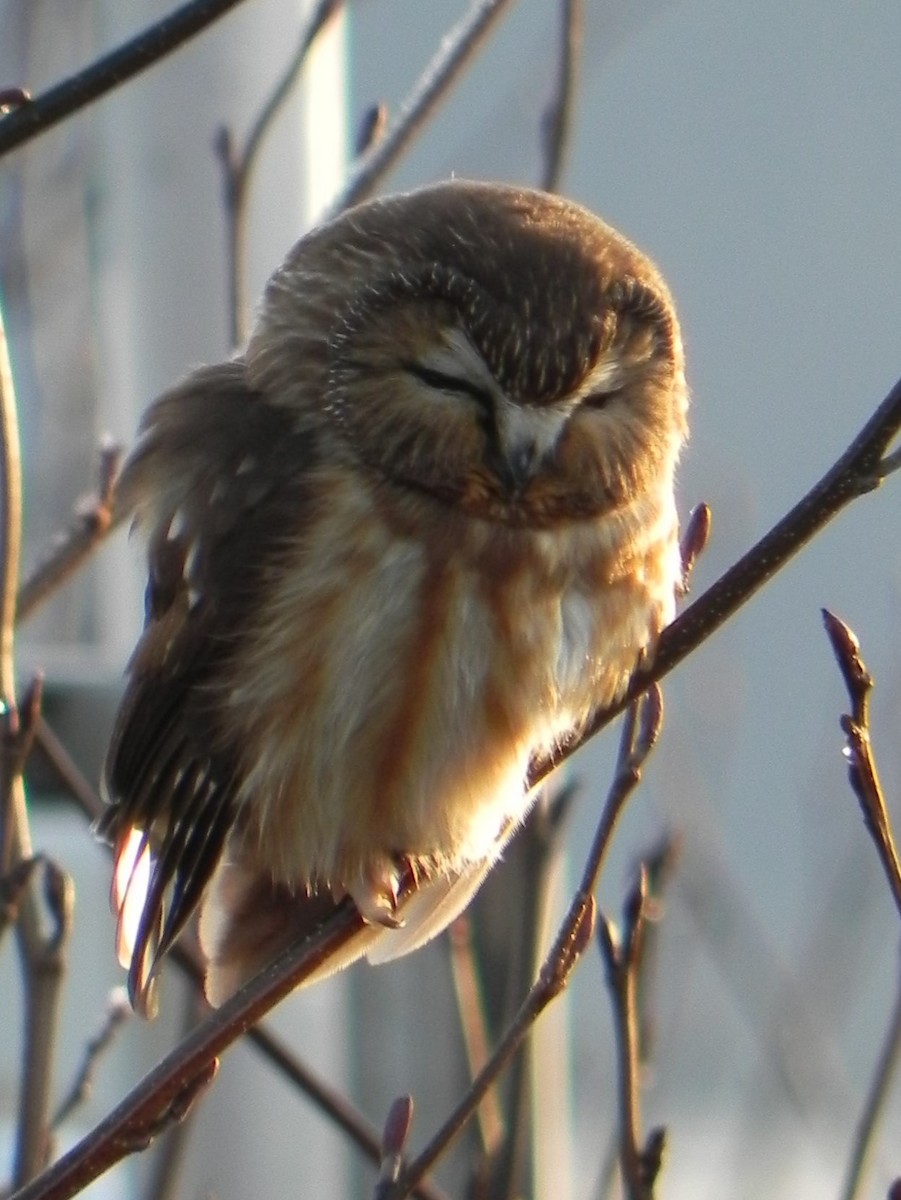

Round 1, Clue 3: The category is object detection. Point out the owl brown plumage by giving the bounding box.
[100,180,688,1015]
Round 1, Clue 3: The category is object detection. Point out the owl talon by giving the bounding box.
[347,861,405,929]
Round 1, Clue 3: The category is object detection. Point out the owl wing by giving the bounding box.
[99,361,314,1014]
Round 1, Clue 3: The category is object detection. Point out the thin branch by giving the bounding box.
[599,868,666,1200]
[530,373,901,789]
[16,443,122,626]
[215,0,346,344]
[448,916,506,1156]
[838,952,901,1200]
[1,293,72,1190]
[0,0,254,160]
[822,609,901,921]
[385,686,664,1200]
[31,714,451,1200]
[53,991,132,1130]
[330,0,517,216]
[539,0,584,192]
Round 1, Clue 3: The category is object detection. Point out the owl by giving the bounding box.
[100,180,688,1016]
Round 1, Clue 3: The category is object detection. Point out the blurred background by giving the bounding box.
[1,1,900,1197]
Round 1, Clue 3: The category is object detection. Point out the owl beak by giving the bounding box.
[495,400,570,495]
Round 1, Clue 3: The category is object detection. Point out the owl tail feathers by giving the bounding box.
[198,854,499,1006]
[198,860,383,1006]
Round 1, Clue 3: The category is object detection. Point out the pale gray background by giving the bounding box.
[2,1,900,1197]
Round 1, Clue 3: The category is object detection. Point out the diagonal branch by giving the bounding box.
[330,0,517,216]
[0,0,254,160]
[530,372,901,788]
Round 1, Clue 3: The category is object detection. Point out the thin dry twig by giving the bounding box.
[599,867,666,1200]
[330,0,517,216]
[16,442,122,626]
[822,609,901,922]
[1,299,75,1190]
[838,952,901,1200]
[531,374,901,789]
[383,686,664,1200]
[53,990,132,1130]
[214,0,345,344]
[447,916,506,1157]
[540,0,584,192]
[0,0,254,160]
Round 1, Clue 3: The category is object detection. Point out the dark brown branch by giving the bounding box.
[16,443,122,626]
[822,609,901,921]
[0,0,254,160]
[31,714,451,1200]
[384,686,664,1200]
[539,0,583,192]
[838,952,901,1200]
[531,373,901,789]
[330,0,516,216]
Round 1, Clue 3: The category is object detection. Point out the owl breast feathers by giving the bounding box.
[99,179,688,1015]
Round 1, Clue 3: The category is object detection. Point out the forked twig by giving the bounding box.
[215,0,346,344]
[599,868,666,1200]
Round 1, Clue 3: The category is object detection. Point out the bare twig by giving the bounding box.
[15,858,76,1187]
[1,294,72,1190]
[599,867,666,1200]
[822,609,901,921]
[215,0,345,344]
[838,952,901,1200]
[16,443,123,626]
[540,0,584,192]
[448,916,506,1156]
[330,0,517,216]
[30,714,450,1200]
[0,0,255,160]
[384,686,664,1199]
[374,1097,415,1200]
[54,990,132,1130]
[474,782,579,1199]
[530,373,901,789]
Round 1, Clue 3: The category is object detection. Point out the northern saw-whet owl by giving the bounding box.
[100,180,688,1015]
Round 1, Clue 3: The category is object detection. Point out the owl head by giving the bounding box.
[244,180,688,529]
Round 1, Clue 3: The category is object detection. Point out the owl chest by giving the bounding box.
[230,483,665,880]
